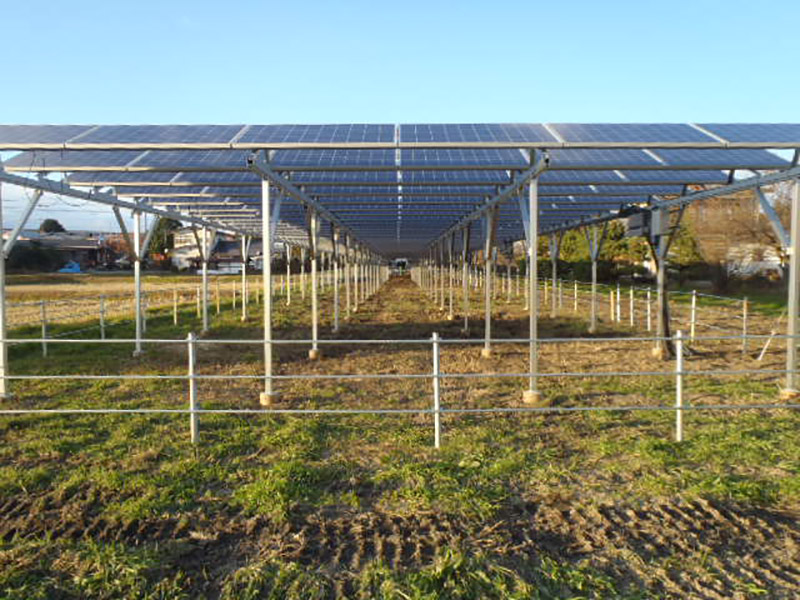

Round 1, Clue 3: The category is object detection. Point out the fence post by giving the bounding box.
[99,295,106,340]
[40,300,47,358]
[173,289,178,325]
[432,332,441,449]
[675,330,684,442]
[690,289,697,341]
[195,286,201,318]
[646,288,652,332]
[629,287,634,327]
[742,298,748,355]
[232,280,237,310]
[187,332,198,444]
[215,279,221,314]
[573,281,578,313]
[609,290,614,322]
[616,283,621,323]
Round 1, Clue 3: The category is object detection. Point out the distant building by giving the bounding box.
[2,229,116,269]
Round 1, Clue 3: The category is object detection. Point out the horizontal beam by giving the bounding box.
[0,170,249,236]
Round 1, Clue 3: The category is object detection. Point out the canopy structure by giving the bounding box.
[2,123,800,405]
[1,123,799,258]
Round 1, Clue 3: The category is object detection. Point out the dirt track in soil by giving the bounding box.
[2,485,799,599]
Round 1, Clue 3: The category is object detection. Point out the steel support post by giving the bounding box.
[285,243,292,306]
[447,234,455,320]
[0,183,8,398]
[333,227,340,333]
[783,180,800,397]
[523,179,542,404]
[585,223,608,334]
[241,235,249,322]
[300,247,307,300]
[461,225,471,333]
[345,235,352,317]
[308,210,321,360]
[260,180,274,405]
[650,206,683,359]
[133,209,143,357]
[481,207,498,359]
[201,227,210,333]
[549,233,562,319]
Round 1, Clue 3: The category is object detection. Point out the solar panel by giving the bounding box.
[399,123,556,144]
[4,150,145,170]
[547,149,658,168]
[116,186,258,197]
[74,125,245,145]
[67,172,179,185]
[539,170,624,184]
[239,124,395,144]
[401,148,527,168]
[698,124,800,144]
[272,149,395,168]
[618,170,727,184]
[0,125,94,146]
[654,148,788,169]
[550,123,714,144]
[291,171,398,185]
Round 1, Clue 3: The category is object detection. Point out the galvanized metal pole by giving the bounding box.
[300,247,307,300]
[0,182,8,398]
[461,226,470,334]
[523,179,541,404]
[241,235,248,322]
[345,236,351,317]
[675,330,684,442]
[260,180,274,405]
[482,209,497,359]
[448,234,455,320]
[100,295,106,339]
[432,332,441,449]
[784,180,800,396]
[309,210,320,360]
[40,300,47,358]
[173,289,178,325]
[550,234,558,318]
[285,243,292,306]
[333,228,340,333]
[201,227,209,333]
[133,209,143,357]
[629,287,635,327]
[742,298,748,355]
[647,288,652,332]
[187,332,198,444]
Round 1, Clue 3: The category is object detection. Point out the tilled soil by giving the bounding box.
[1,487,799,598]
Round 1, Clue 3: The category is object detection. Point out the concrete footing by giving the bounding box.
[308,348,321,361]
[522,389,548,406]
[480,347,491,359]
[259,392,278,406]
[779,388,800,402]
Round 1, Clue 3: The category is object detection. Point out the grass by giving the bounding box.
[0,273,798,597]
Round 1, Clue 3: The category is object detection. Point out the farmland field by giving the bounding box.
[0,273,798,599]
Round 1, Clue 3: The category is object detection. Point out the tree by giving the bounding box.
[39,218,66,233]
[150,218,181,255]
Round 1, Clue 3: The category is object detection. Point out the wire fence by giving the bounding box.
[2,332,798,449]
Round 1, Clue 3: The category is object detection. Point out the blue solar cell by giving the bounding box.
[654,148,789,168]
[0,125,94,145]
[272,149,395,168]
[698,124,800,144]
[292,171,398,184]
[550,123,713,144]
[137,150,246,169]
[592,185,684,196]
[547,149,658,168]
[67,172,179,185]
[618,170,727,183]
[399,123,556,144]
[4,150,145,170]
[402,170,510,184]
[116,186,258,196]
[74,125,245,144]
[539,170,624,184]
[239,124,395,144]
[175,172,262,185]
[401,148,527,168]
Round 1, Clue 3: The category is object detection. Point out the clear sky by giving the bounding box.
[2,0,799,229]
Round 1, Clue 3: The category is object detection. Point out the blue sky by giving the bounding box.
[2,0,799,229]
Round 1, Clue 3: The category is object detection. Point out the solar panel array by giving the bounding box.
[1,123,799,257]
